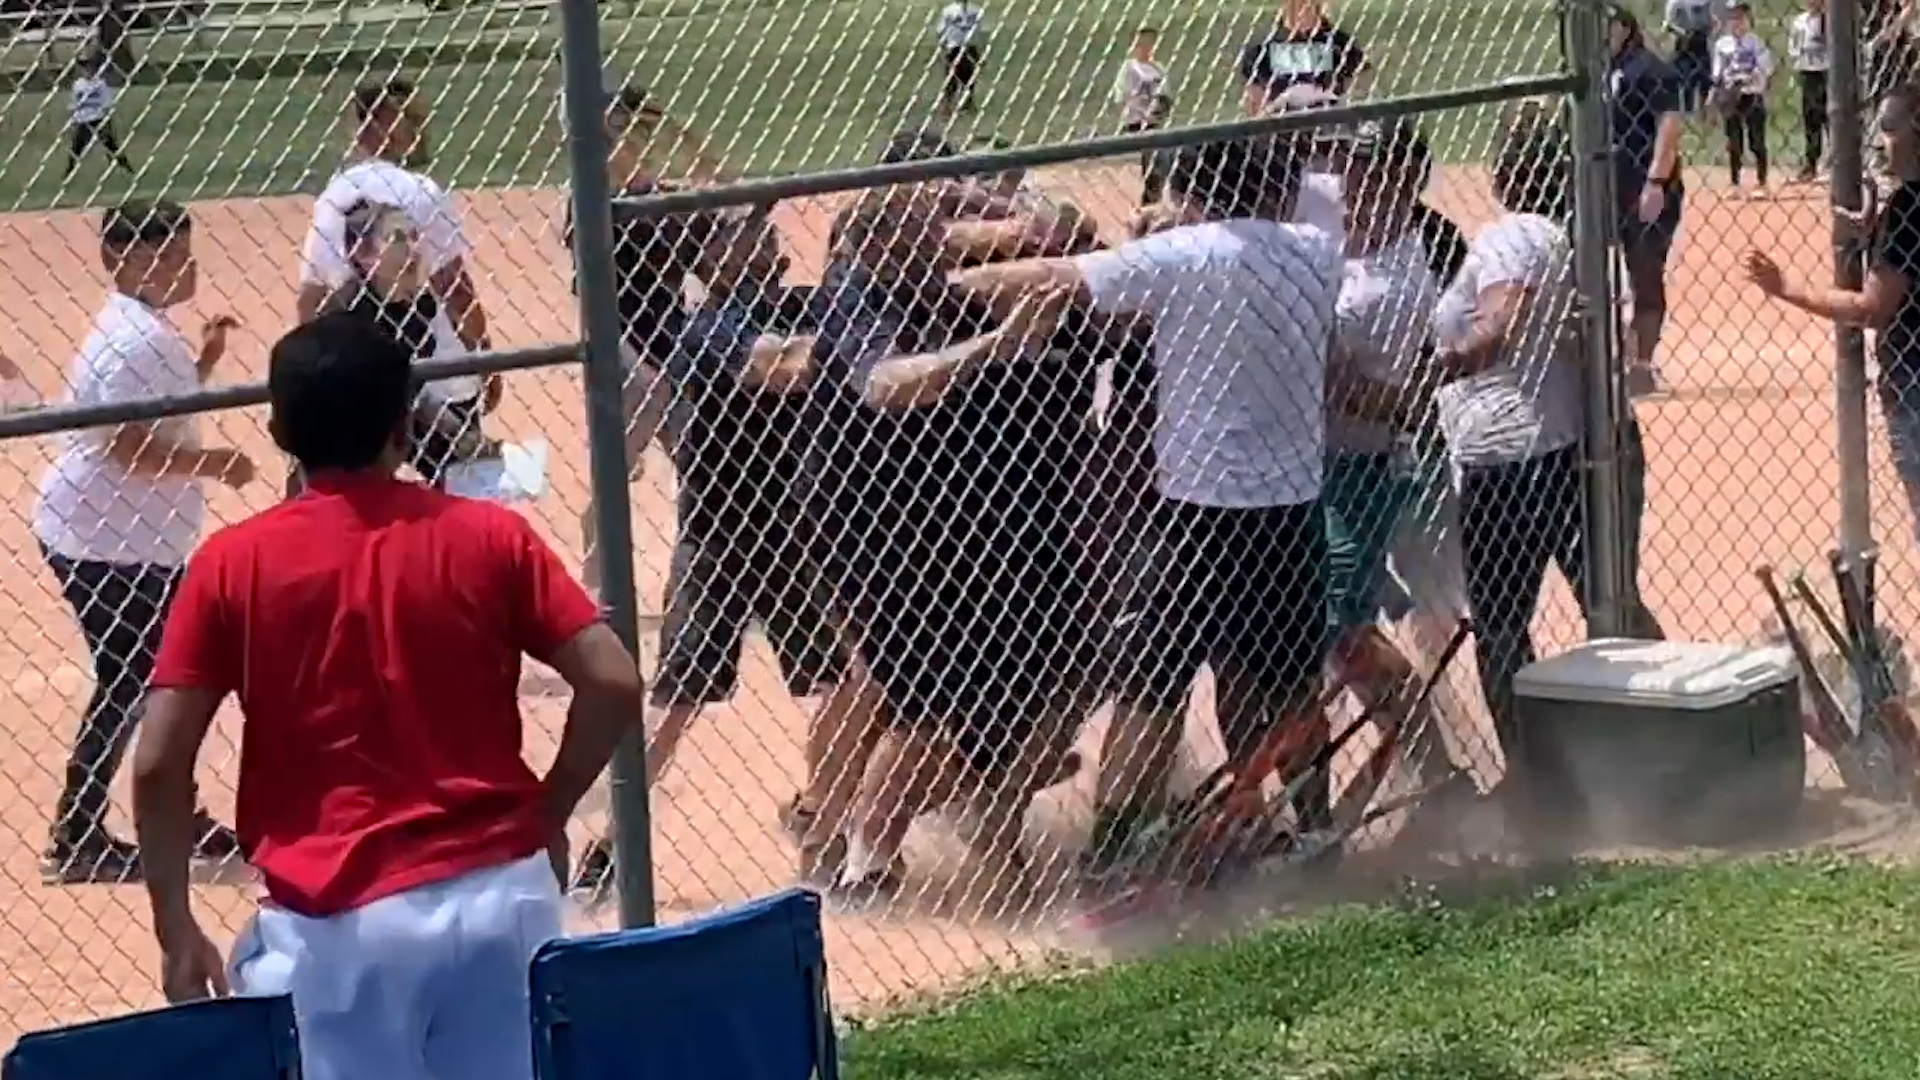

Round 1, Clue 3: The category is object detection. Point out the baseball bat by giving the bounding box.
[1828,549,1920,772]
[1756,565,1855,757]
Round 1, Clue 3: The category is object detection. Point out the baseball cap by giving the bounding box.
[101,199,190,250]
[1167,135,1301,220]
[880,129,960,164]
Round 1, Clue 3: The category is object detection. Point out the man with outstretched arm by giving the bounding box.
[132,313,644,1080]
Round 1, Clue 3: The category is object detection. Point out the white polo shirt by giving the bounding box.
[34,294,204,567]
[935,2,983,49]
[300,157,479,401]
[1077,218,1341,508]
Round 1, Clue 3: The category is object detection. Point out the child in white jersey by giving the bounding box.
[1712,1,1777,196]
[66,50,134,178]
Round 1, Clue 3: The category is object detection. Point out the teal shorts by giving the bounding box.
[1323,451,1416,631]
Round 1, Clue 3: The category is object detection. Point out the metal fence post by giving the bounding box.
[1566,0,1628,638]
[556,0,658,928]
[1830,0,1875,568]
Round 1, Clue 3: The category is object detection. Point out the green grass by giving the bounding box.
[0,0,1842,209]
[842,860,1920,1080]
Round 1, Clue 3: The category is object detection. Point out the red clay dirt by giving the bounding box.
[0,158,1898,1040]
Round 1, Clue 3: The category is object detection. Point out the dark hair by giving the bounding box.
[1165,135,1299,220]
[1323,117,1433,188]
[1607,3,1644,46]
[880,129,959,164]
[1491,102,1572,218]
[351,79,417,122]
[101,199,190,255]
[269,312,416,472]
[608,82,665,124]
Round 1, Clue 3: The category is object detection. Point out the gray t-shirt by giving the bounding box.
[1429,212,1583,467]
[1330,231,1443,456]
[1077,218,1342,508]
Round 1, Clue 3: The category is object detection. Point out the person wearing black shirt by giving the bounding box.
[1236,0,1367,115]
[1607,5,1687,397]
[809,188,1105,903]
[1745,82,1920,546]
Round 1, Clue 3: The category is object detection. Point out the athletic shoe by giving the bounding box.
[42,835,141,885]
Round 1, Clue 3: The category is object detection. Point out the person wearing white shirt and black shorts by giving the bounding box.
[954,135,1342,886]
[1788,0,1831,181]
[33,201,255,883]
[934,0,986,114]
[66,49,134,178]
[1114,26,1173,205]
[1710,2,1777,198]
[296,79,495,487]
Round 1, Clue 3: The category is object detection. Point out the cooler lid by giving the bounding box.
[1513,638,1797,710]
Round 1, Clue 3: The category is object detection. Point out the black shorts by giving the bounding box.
[1114,496,1330,756]
[942,45,981,94]
[651,531,846,706]
[408,395,486,485]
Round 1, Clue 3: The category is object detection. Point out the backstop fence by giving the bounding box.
[0,0,1889,1043]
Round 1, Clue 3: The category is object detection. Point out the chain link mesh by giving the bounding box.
[0,0,1868,1052]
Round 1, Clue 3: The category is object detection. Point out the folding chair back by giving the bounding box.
[3,995,300,1080]
[531,887,839,1080]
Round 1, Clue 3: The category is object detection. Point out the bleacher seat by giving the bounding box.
[530,887,840,1080]
[4,994,300,1080]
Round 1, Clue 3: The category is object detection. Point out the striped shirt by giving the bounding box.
[935,2,983,49]
[70,76,114,126]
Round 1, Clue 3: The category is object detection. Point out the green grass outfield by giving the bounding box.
[0,0,1839,210]
[841,859,1920,1080]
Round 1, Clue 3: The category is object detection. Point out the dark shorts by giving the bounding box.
[408,395,487,486]
[651,531,845,706]
[1618,183,1684,308]
[1115,496,1330,751]
[942,45,981,93]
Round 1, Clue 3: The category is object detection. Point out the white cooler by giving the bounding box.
[1513,639,1804,846]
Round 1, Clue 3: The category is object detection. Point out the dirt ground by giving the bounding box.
[0,156,1911,1042]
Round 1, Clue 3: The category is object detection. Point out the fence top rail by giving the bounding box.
[611,75,1580,220]
[0,343,581,442]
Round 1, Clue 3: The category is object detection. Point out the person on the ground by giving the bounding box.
[31,200,252,885]
[1745,79,1920,551]
[1710,1,1776,199]
[1114,25,1174,205]
[131,312,645,1080]
[956,136,1342,886]
[1607,5,1687,398]
[1787,0,1830,182]
[934,0,987,114]
[65,48,134,178]
[296,78,497,477]
[1236,0,1368,115]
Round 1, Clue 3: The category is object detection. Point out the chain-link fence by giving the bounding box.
[0,0,1887,1052]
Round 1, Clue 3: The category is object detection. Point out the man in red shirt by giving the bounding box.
[131,312,644,1080]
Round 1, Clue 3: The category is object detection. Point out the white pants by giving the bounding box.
[228,853,563,1080]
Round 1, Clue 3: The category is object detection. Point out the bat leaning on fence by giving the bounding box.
[1827,550,1920,786]
[1757,564,1907,802]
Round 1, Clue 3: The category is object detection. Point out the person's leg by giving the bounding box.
[938,47,963,113]
[421,854,565,1080]
[1621,212,1677,389]
[1615,415,1666,639]
[1724,104,1747,190]
[1800,71,1827,180]
[1457,455,1565,774]
[1876,373,1920,550]
[65,121,93,178]
[100,122,134,172]
[1748,100,1770,191]
[644,539,749,785]
[835,721,965,898]
[957,46,981,111]
[43,553,145,876]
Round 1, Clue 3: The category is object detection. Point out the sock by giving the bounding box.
[838,834,880,886]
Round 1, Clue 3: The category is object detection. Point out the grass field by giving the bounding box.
[841,859,1920,1080]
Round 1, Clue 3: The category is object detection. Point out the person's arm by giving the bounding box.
[865,328,1019,411]
[295,209,348,325]
[96,337,247,480]
[1335,33,1370,96]
[1711,37,1730,82]
[1648,71,1685,183]
[418,185,493,358]
[1435,281,1536,378]
[739,334,818,391]
[951,255,1090,314]
[134,551,238,959]
[1763,262,1909,326]
[507,517,645,829]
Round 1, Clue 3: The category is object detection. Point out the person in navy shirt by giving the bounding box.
[1236,0,1367,114]
[1608,4,1687,396]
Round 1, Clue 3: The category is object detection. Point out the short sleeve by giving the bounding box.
[1877,185,1920,282]
[1077,230,1198,316]
[299,204,351,288]
[1474,219,1553,290]
[413,181,473,275]
[1236,40,1265,82]
[151,551,240,695]
[1333,30,1366,86]
[504,513,603,663]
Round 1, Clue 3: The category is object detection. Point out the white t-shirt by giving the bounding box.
[1712,32,1775,93]
[35,294,204,566]
[1331,231,1443,455]
[935,2,983,48]
[1430,212,1583,467]
[70,76,113,125]
[1078,218,1341,508]
[1788,12,1829,72]
[1113,58,1169,125]
[300,157,479,400]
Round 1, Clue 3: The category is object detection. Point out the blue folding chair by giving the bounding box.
[4,995,300,1080]
[531,887,840,1080]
